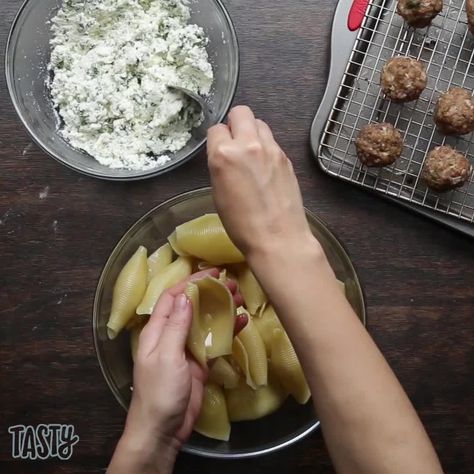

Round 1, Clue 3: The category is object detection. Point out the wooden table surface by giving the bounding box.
[1,0,473,472]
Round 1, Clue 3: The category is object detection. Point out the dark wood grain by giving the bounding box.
[0,0,473,472]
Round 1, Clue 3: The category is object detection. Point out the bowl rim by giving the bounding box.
[93,187,367,459]
[4,0,240,181]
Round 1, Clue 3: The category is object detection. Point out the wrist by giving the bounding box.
[125,395,183,453]
[116,402,180,474]
[115,428,179,474]
[247,233,338,316]
[247,232,327,272]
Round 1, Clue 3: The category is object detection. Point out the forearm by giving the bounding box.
[248,236,442,474]
[107,423,178,474]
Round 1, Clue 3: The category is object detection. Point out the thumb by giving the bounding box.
[159,294,193,356]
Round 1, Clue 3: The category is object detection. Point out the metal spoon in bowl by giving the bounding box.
[167,85,212,131]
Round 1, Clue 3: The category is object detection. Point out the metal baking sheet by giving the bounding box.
[311,0,474,237]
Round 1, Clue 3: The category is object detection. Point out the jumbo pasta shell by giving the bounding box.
[236,264,266,314]
[194,383,230,441]
[136,257,192,315]
[226,376,287,422]
[147,243,173,283]
[107,246,148,339]
[174,214,244,264]
[270,328,311,404]
[209,357,240,390]
[234,316,268,387]
[254,305,283,356]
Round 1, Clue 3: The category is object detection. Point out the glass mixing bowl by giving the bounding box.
[93,188,366,458]
[5,0,239,180]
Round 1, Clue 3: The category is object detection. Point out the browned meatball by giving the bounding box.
[434,88,474,135]
[467,0,474,34]
[355,123,403,167]
[381,57,427,103]
[397,0,443,28]
[422,146,472,191]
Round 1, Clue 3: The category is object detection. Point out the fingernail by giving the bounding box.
[176,294,188,309]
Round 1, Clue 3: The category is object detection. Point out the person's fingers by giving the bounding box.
[207,124,232,158]
[189,268,220,283]
[139,269,219,357]
[159,294,193,356]
[139,271,242,359]
[220,277,244,307]
[167,268,220,297]
[175,373,206,441]
[228,106,259,141]
[137,292,175,358]
[188,372,205,417]
[256,118,286,160]
[188,356,209,384]
[234,312,249,335]
[225,278,238,294]
[256,119,277,146]
[233,292,244,307]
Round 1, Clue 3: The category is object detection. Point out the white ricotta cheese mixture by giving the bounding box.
[49,0,214,170]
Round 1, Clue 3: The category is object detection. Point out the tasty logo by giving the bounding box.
[8,424,79,460]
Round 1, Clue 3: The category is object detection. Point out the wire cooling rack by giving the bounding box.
[318,0,474,225]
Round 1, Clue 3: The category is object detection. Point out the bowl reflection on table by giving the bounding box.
[5,0,239,180]
[93,188,365,458]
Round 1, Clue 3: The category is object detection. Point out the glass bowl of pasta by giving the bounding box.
[93,188,366,458]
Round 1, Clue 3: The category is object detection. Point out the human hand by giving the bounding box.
[108,268,243,474]
[207,106,319,260]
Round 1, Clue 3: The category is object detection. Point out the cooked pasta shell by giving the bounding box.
[234,317,268,387]
[226,376,287,422]
[167,230,189,256]
[194,383,230,441]
[271,328,311,404]
[185,282,207,367]
[107,246,148,340]
[219,268,227,282]
[236,264,266,314]
[196,277,236,359]
[218,268,239,287]
[175,214,244,265]
[197,261,213,271]
[209,357,240,389]
[254,305,283,356]
[136,257,192,315]
[185,277,236,365]
[147,243,173,283]
[232,337,256,389]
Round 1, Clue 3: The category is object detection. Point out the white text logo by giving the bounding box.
[8,424,79,460]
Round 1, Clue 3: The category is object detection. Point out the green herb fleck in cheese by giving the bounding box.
[49,0,214,170]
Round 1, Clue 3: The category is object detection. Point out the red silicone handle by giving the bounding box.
[348,0,370,31]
